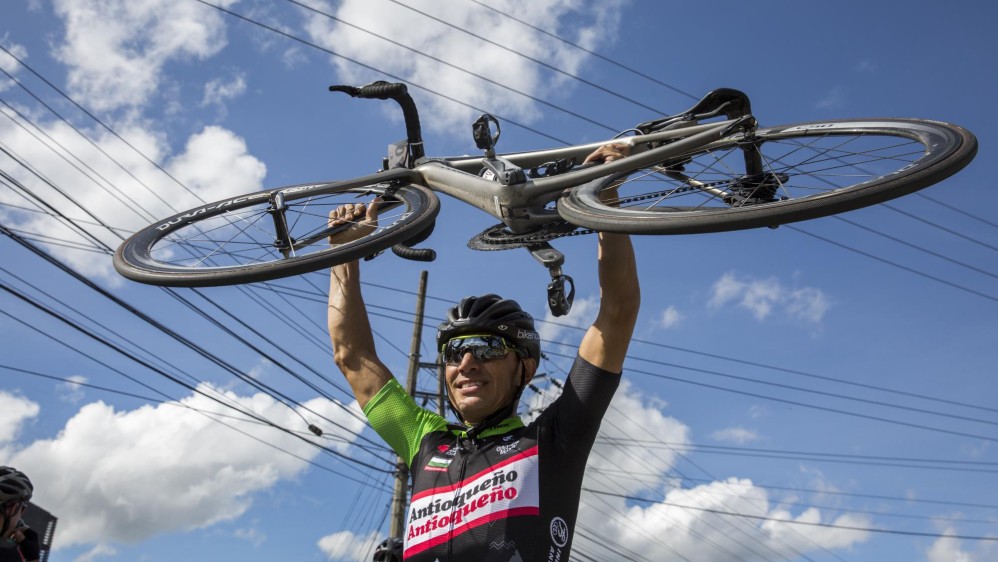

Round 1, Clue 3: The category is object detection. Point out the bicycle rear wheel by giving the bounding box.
[557,119,977,234]
[114,179,438,286]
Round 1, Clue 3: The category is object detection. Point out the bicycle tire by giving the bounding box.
[114,179,439,286]
[556,118,977,234]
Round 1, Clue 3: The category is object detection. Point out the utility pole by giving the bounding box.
[389,270,429,540]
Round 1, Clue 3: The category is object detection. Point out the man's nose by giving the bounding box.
[457,352,480,370]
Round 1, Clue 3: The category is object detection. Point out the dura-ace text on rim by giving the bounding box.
[113,179,439,286]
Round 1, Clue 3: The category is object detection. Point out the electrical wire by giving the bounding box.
[584,488,998,542]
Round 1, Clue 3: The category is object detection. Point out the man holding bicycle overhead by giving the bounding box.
[328,144,639,562]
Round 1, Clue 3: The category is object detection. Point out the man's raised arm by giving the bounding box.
[327,202,393,409]
[577,145,641,373]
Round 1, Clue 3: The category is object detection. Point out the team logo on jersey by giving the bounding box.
[495,442,519,456]
[550,517,569,548]
[405,446,541,558]
[426,456,453,472]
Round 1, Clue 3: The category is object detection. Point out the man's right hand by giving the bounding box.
[328,197,380,245]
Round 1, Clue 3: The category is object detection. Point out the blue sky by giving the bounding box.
[1,1,996,561]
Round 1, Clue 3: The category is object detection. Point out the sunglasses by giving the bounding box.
[441,334,520,365]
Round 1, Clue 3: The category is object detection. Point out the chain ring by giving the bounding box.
[467,221,593,251]
[467,171,741,252]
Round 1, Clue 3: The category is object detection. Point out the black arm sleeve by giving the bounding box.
[545,355,621,452]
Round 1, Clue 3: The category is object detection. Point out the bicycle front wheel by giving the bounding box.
[557,119,977,234]
[114,179,439,286]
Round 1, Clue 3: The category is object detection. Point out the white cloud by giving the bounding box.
[855,60,877,73]
[0,391,39,446]
[0,112,265,282]
[167,125,268,202]
[925,528,996,562]
[234,525,267,548]
[584,379,688,495]
[71,543,117,562]
[0,37,28,92]
[578,478,870,561]
[300,0,627,135]
[57,375,89,404]
[5,385,367,548]
[816,86,845,110]
[657,305,683,329]
[763,507,870,551]
[710,427,760,444]
[708,272,831,325]
[537,295,597,348]
[317,529,381,562]
[51,0,239,111]
[524,377,870,560]
[202,71,248,114]
[927,535,974,562]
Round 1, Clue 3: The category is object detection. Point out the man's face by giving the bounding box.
[444,341,535,425]
[1,501,25,538]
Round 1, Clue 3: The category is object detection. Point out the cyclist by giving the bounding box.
[0,467,33,562]
[327,145,639,561]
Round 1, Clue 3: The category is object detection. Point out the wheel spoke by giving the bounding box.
[558,118,973,235]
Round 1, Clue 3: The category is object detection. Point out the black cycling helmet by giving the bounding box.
[373,537,403,562]
[0,467,32,504]
[436,294,540,361]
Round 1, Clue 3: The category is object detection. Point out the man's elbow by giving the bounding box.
[333,346,362,374]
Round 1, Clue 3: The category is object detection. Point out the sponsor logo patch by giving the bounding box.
[426,456,453,472]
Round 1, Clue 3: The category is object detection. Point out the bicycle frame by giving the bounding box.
[265,116,743,260]
[412,118,741,234]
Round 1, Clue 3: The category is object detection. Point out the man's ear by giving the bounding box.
[523,358,538,384]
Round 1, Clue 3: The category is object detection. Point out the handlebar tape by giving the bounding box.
[329,81,407,100]
[329,81,423,159]
[391,244,436,262]
[389,219,435,262]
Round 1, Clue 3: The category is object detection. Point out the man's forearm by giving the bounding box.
[579,231,640,372]
[328,261,392,407]
[329,261,377,356]
[597,231,640,321]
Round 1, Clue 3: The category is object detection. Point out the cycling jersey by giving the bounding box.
[364,355,620,562]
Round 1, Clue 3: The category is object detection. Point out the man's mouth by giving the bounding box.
[456,380,485,391]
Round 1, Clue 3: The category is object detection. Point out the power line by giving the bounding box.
[585,488,998,542]
[380,0,668,115]
[287,0,622,134]
[464,0,698,101]
[193,0,573,146]
[788,224,998,303]
[1,363,395,489]
[598,437,998,473]
[0,278,392,475]
[0,224,386,458]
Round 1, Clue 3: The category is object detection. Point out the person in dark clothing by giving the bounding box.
[0,467,34,562]
[328,145,640,561]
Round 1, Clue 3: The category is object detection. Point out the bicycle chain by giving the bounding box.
[467,222,592,251]
[467,180,729,251]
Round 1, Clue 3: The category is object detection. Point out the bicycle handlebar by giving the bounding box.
[329,81,425,161]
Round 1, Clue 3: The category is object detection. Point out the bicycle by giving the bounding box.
[113,81,977,316]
